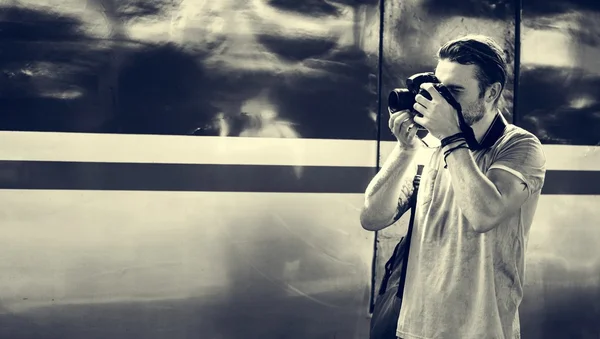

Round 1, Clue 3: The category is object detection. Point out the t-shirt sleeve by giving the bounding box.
[488,132,547,196]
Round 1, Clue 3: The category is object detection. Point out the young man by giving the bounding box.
[360,35,547,339]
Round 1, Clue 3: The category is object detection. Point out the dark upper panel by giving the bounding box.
[518,7,600,146]
[379,0,516,142]
[522,0,600,16]
[421,0,600,19]
[0,1,380,140]
[419,0,514,20]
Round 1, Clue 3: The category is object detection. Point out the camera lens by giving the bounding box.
[388,88,413,112]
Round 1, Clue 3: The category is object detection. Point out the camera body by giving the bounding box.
[388,72,455,139]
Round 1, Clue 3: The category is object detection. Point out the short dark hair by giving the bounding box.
[437,35,508,103]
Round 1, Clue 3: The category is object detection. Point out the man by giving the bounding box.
[360,35,547,339]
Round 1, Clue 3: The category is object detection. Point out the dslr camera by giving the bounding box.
[388,72,458,139]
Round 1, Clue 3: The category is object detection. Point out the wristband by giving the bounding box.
[443,142,469,168]
[440,133,466,148]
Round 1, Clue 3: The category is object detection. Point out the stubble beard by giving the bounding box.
[462,96,486,126]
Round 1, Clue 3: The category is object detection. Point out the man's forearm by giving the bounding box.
[444,145,503,232]
[360,143,418,230]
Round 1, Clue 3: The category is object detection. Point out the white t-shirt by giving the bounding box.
[396,122,547,339]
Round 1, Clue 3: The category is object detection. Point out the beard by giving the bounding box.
[461,96,486,126]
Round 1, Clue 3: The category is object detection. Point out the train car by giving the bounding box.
[0,1,598,338]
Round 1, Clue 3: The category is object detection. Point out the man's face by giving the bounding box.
[434,59,487,125]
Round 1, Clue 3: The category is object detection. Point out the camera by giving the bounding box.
[388,72,456,139]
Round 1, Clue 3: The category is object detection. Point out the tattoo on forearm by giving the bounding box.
[393,178,415,221]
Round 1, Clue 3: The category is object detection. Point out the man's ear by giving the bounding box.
[486,82,502,104]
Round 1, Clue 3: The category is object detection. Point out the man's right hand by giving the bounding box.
[362,110,421,231]
[389,110,421,150]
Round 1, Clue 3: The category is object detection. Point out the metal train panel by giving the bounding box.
[520,195,600,339]
[0,0,381,140]
[515,3,600,337]
[518,0,600,145]
[0,189,373,339]
[0,0,382,337]
[0,134,380,339]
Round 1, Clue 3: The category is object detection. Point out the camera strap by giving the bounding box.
[456,109,480,149]
[475,111,507,149]
[435,85,507,150]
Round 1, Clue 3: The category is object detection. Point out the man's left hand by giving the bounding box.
[412,83,461,140]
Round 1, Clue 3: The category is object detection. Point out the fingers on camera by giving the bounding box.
[391,113,414,141]
[407,124,417,140]
[388,110,407,130]
[392,114,410,133]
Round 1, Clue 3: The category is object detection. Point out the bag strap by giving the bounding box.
[376,164,425,297]
[377,234,405,295]
[394,164,424,298]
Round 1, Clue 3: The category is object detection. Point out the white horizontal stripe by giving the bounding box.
[541,144,600,172]
[0,131,598,171]
[0,131,378,167]
[379,142,600,171]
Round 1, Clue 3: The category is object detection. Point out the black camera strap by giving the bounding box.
[434,85,477,149]
[394,164,423,300]
[476,111,507,148]
[435,85,507,150]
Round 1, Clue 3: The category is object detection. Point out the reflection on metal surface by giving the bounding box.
[520,196,600,339]
[519,8,600,145]
[420,0,515,19]
[0,191,373,339]
[0,0,381,140]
